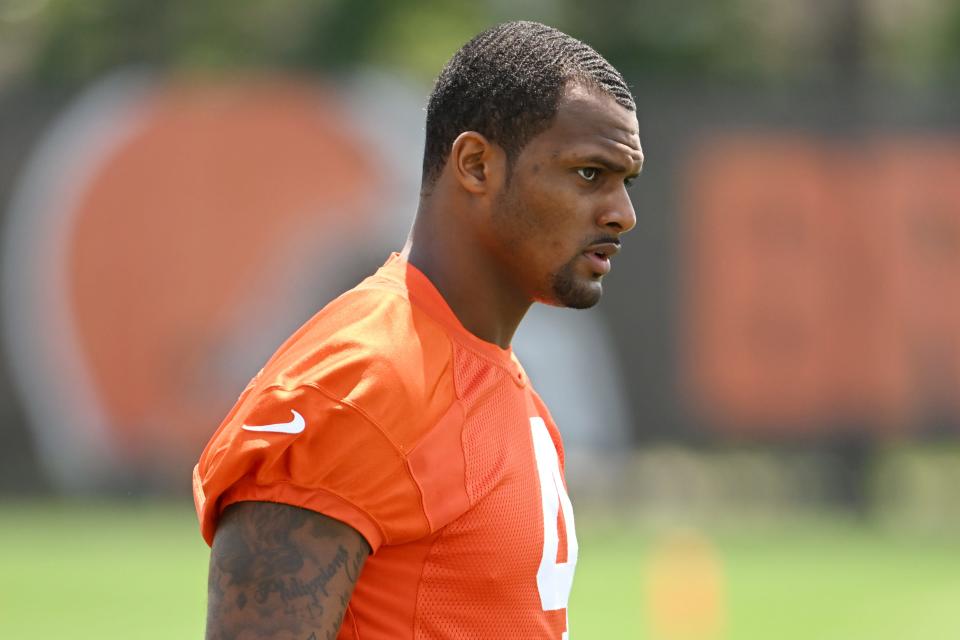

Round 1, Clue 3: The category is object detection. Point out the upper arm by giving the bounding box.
[205,501,370,640]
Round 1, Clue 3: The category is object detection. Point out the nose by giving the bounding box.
[597,189,637,235]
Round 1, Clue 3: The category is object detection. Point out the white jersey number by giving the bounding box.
[531,417,578,638]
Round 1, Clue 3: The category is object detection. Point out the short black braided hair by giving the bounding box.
[422,20,635,187]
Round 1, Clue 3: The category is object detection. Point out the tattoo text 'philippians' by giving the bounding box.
[205,502,368,640]
[254,545,348,605]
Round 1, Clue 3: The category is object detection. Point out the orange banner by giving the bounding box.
[683,134,960,435]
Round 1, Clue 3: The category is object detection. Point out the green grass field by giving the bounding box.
[1,501,958,639]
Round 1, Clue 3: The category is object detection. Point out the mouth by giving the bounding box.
[581,241,620,275]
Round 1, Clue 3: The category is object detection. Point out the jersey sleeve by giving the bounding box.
[193,382,430,552]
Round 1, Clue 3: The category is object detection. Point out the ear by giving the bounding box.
[449,131,507,195]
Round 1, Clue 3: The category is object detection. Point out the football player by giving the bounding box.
[194,20,641,639]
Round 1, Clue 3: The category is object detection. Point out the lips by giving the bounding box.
[582,241,620,275]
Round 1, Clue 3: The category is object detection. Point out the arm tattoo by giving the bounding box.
[205,502,369,640]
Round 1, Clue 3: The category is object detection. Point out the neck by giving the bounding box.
[402,199,532,349]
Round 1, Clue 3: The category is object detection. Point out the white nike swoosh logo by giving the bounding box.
[241,410,306,434]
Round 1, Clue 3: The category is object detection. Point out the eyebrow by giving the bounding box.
[578,154,643,178]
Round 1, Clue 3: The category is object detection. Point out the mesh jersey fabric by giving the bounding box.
[193,253,578,639]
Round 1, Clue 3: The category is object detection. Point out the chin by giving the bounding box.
[548,270,603,309]
[559,288,602,309]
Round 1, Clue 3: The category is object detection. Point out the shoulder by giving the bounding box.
[259,278,457,450]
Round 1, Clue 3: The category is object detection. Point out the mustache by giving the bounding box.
[583,235,621,250]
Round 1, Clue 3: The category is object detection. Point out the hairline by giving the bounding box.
[424,77,634,192]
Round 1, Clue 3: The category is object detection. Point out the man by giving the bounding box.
[194,20,642,640]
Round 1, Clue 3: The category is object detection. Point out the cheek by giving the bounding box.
[536,191,587,253]
[499,175,586,264]
[519,181,578,232]
[520,200,568,257]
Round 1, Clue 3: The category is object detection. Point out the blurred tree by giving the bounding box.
[21,0,488,86]
[291,0,486,80]
[865,0,960,84]
[559,0,763,81]
[947,6,960,79]
[3,0,958,92]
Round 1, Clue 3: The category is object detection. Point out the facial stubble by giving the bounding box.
[494,177,603,310]
[549,255,602,309]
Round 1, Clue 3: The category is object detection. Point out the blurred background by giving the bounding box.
[1,1,959,638]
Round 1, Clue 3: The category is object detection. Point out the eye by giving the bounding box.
[577,167,600,182]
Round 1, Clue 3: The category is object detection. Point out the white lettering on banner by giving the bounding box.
[530,416,578,639]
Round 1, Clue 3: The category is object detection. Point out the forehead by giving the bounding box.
[526,83,643,168]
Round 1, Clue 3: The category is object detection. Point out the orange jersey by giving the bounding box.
[194,253,578,639]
